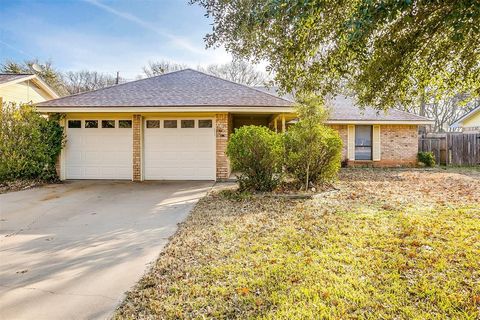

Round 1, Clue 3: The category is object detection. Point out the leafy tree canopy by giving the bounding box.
[192,0,480,110]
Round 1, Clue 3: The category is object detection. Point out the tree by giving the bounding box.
[142,60,188,77]
[199,59,268,86]
[1,59,67,96]
[63,70,118,94]
[283,95,342,189]
[191,0,480,110]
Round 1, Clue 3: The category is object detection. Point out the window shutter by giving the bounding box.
[347,125,355,160]
[372,125,381,161]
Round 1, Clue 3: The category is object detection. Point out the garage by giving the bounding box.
[144,118,216,180]
[64,118,133,179]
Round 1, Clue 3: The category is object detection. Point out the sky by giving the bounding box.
[0,0,233,79]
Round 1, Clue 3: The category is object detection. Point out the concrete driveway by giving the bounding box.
[0,180,212,320]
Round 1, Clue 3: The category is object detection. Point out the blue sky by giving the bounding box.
[0,0,232,79]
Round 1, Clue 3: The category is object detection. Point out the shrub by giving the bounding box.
[284,123,343,189]
[284,95,343,189]
[226,125,283,192]
[418,151,436,167]
[0,103,65,181]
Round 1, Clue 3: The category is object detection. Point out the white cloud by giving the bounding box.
[84,0,207,56]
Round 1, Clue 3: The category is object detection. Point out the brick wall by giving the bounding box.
[329,124,348,161]
[379,125,418,166]
[132,114,142,181]
[328,124,418,166]
[216,113,232,180]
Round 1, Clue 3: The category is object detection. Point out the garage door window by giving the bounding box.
[85,120,98,128]
[164,120,177,128]
[102,120,115,128]
[119,120,132,128]
[181,120,195,128]
[68,120,81,128]
[146,120,160,128]
[198,120,212,128]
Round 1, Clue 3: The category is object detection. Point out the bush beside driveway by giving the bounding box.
[114,168,480,319]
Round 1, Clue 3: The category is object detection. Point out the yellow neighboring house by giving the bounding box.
[0,73,59,105]
[451,106,480,132]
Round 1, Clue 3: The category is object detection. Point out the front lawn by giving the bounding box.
[114,168,480,319]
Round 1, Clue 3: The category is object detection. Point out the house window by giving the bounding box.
[198,119,212,128]
[181,120,195,128]
[119,120,132,128]
[68,120,81,128]
[102,120,115,128]
[146,120,160,128]
[355,125,372,160]
[164,120,177,128]
[85,120,98,128]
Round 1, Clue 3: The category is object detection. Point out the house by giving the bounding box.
[0,73,59,104]
[450,105,480,132]
[36,69,432,181]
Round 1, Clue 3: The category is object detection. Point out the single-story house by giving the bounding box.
[0,73,59,104]
[450,105,480,132]
[36,69,432,181]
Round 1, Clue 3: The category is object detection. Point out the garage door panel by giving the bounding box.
[65,121,132,180]
[144,119,215,180]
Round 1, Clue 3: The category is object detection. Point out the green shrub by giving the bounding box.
[226,125,283,192]
[284,123,343,189]
[0,103,65,181]
[418,151,436,167]
[284,95,343,189]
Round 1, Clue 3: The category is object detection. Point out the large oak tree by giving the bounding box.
[191,0,480,110]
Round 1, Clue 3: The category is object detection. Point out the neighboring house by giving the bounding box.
[450,106,480,132]
[36,69,432,181]
[0,73,59,104]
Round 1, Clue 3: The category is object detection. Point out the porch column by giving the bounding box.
[132,114,143,181]
[281,114,286,132]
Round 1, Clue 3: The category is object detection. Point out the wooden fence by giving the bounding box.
[419,133,480,166]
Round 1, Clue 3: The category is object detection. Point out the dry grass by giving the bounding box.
[114,168,480,320]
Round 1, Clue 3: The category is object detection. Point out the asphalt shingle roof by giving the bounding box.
[254,87,431,122]
[0,73,34,85]
[37,69,292,108]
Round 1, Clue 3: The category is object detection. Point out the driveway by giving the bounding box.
[0,180,213,320]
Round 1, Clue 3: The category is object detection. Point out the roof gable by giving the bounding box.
[37,69,292,108]
[450,106,480,128]
[0,73,59,99]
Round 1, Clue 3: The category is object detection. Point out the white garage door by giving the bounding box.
[144,118,216,180]
[65,119,133,179]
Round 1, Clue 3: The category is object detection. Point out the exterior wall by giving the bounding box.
[461,111,480,128]
[132,115,142,181]
[328,125,348,162]
[328,124,418,167]
[0,81,51,104]
[216,113,232,180]
[378,125,418,166]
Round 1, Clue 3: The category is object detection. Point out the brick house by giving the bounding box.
[36,69,432,181]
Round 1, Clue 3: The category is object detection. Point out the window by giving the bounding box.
[198,119,212,128]
[119,120,132,128]
[355,125,372,160]
[181,120,195,128]
[146,120,160,128]
[68,120,81,128]
[85,120,98,128]
[102,120,115,128]
[164,120,177,128]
